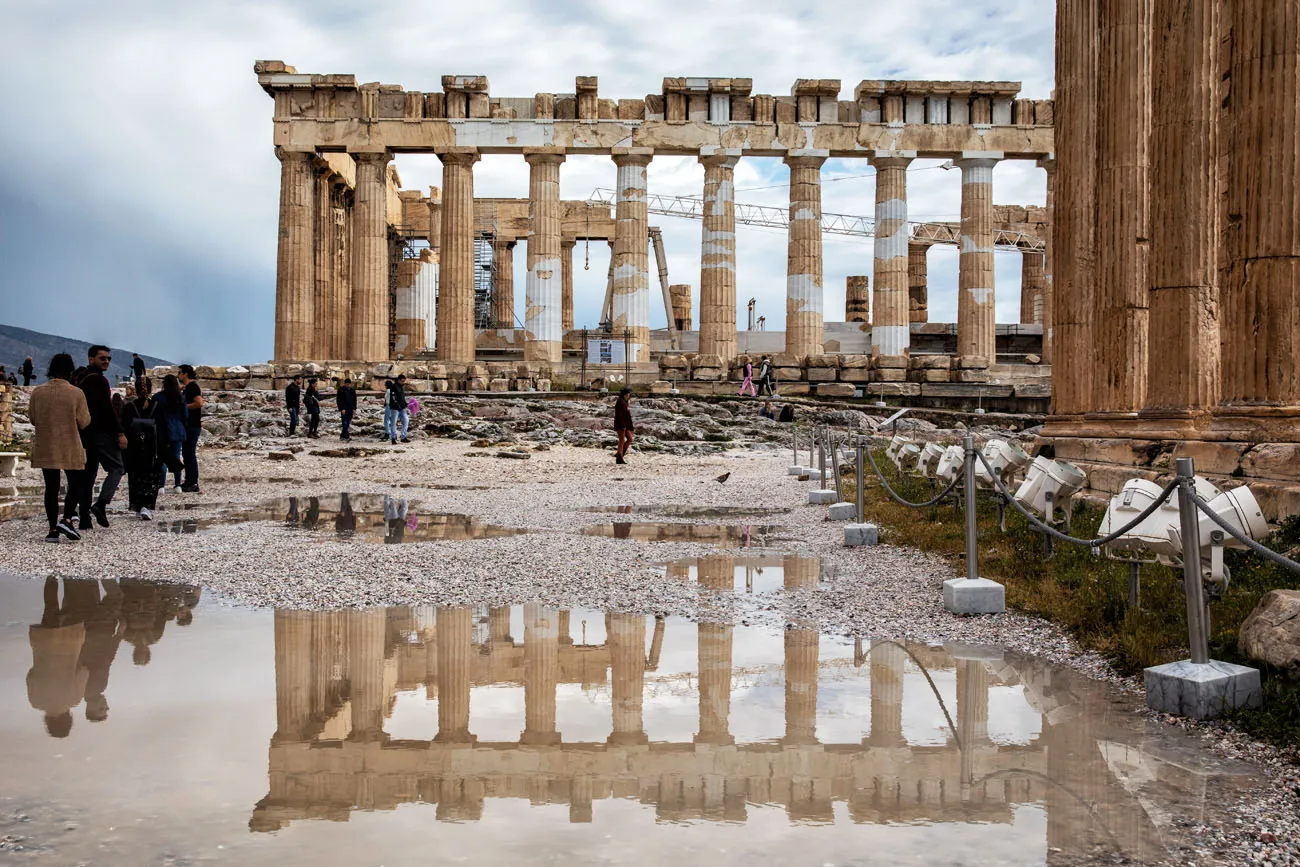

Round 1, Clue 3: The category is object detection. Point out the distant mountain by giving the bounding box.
[0,323,173,385]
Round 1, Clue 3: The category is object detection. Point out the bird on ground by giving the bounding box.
[715,472,731,484]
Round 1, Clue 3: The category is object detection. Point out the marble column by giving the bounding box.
[783,623,819,746]
[1038,158,1056,363]
[867,641,906,747]
[846,276,870,323]
[956,156,1000,366]
[908,241,931,323]
[488,606,512,645]
[611,151,652,362]
[784,152,827,358]
[557,609,573,646]
[312,164,333,358]
[698,151,740,361]
[521,602,561,746]
[1053,0,1100,416]
[524,151,565,363]
[1020,249,1046,325]
[490,237,514,329]
[1220,2,1300,406]
[272,610,314,741]
[1094,0,1152,412]
[346,608,388,740]
[328,180,352,360]
[346,151,392,362]
[870,154,913,359]
[415,251,437,353]
[561,239,576,331]
[426,187,441,252]
[274,148,316,362]
[436,149,480,363]
[434,605,475,743]
[696,621,734,745]
[606,613,647,745]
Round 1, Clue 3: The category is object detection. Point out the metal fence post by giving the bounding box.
[856,435,865,521]
[963,434,979,582]
[818,434,827,489]
[829,430,841,495]
[1175,457,1210,665]
[792,427,798,466]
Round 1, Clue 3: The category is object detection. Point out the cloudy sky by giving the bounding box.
[0,0,1054,365]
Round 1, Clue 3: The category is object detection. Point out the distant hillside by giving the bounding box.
[0,323,173,385]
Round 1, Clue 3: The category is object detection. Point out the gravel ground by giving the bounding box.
[0,432,1295,866]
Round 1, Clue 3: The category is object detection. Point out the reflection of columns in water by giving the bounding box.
[647,615,665,671]
[867,641,906,747]
[273,610,314,741]
[605,612,648,745]
[435,605,475,743]
[557,609,573,646]
[346,608,387,740]
[696,554,734,592]
[696,555,735,744]
[956,658,989,798]
[782,554,820,590]
[487,606,512,645]
[783,622,819,745]
[521,602,560,746]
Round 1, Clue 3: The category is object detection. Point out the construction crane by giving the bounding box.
[586,189,1046,251]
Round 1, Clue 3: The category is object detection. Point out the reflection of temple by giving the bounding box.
[248,494,523,543]
[25,578,201,737]
[252,591,1186,862]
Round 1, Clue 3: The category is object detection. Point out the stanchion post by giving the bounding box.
[855,435,865,521]
[818,435,827,489]
[963,434,979,582]
[1175,457,1210,665]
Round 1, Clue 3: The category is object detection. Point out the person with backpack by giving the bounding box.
[304,380,321,438]
[20,356,34,387]
[385,375,410,444]
[757,355,776,396]
[176,364,203,492]
[119,380,159,520]
[150,375,187,494]
[335,378,357,441]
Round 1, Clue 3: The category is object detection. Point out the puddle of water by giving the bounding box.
[663,553,828,595]
[582,505,792,519]
[581,521,781,546]
[0,574,1258,866]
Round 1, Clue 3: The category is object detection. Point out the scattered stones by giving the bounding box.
[309,447,386,458]
[266,451,296,462]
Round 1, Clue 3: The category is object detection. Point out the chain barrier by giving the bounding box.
[863,439,962,508]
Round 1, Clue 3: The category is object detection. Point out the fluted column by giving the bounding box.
[488,606,512,645]
[695,555,734,744]
[272,610,314,741]
[521,602,561,746]
[1038,158,1056,363]
[871,155,913,359]
[1094,0,1152,412]
[846,276,870,322]
[328,181,352,360]
[784,153,827,358]
[783,623,819,745]
[698,151,740,361]
[1020,249,1046,325]
[346,151,391,362]
[956,156,1000,366]
[908,241,931,323]
[437,149,480,363]
[561,239,576,331]
[1220,2,1300,406]
[312,165,333,358]
[346,608,388,740]
[525,151,565,363]
[414,251,437,353]
[490,237,515,329]
[867,641,906,747]
[274,149,316,362]
[605,613,647,745]
[557,609,573,646]
[1053,0,1100,416]
[434,605,475,743]
[426,187,441,252]
[611,151,652,361]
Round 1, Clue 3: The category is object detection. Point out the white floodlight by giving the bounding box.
[976,439,1032,489]
[917,442,946,477]
[1013,456,1088,524]
[885,435,911,464]
[1166,485,1269,581]
[1097,475,1222,563]
[935,445,966,485]
[893,442,922,475]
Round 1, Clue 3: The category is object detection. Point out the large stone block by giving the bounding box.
[691,368,723,382]
[839,354,870,370]
[952,370,991,384]
[870,369,907,382]
[942,578,1005,615]
[844,523,879,547]
[955,355,990,370]
[808,489,838,505]
[1238,590,1300,678]
[1144,660,1262,719]
[805,367,838,382]
[871,355,909,370]
[1171,441,1252,477]
[909,355,951,370]
[827,502,857,520]
[839,369,873,383]
[909,369,949,383]
[805,354,839,369]
[660,355,689,371]
[818,382,856,398]
[1241,444,1300,482]
[778,383,811,395]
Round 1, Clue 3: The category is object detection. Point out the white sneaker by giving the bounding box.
[139,508,153,521]
[173,486,182,495]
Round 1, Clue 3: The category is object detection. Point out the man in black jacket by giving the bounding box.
[285,375,302,436]
[335,378,357,441]
[77,345,127,528]
[20,357,34,387]
[385,375,409,445]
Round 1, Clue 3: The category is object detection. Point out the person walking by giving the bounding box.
[176,365,203,492]
[30,354,91,542]
[21,356,34,387]
[757,355,776,396]
[76,345,127,529]
[151,374,187,494]
[304,380,321,438]
[335,378,357,441]
[130,353,146,394]
[385,375,410,444]
[613,388,634,465]
[285,374,302,436]
[119,380,159,520]
[738,359,757,397]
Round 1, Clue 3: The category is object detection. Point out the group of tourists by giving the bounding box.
[738,355,777,397]
[282,374,411,445]
[29,347,204,542]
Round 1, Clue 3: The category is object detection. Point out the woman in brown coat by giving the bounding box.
[29,353,91,542]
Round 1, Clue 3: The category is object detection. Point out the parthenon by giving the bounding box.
[257,64,1055,388]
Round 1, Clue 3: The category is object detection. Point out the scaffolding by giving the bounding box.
[473,234,494,328]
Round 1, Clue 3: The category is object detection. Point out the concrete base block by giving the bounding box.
[844,523,879,547]
[808,489,838,505]
[788,465,812,476]
[827,502,857,521]
[1143,660,1262,720]
[942,578,1006,615]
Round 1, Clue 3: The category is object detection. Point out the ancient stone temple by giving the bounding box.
[1045,1,1300,518]
[256,63,1055,396]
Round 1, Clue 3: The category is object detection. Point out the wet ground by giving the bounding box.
[0,573,1260,866]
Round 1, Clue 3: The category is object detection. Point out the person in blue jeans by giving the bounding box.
[335,378,357,441]
[385,375,410,444]
[150,375,187,491]
[176,365,203,493]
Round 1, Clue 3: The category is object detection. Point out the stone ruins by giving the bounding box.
[255,64,1055,398]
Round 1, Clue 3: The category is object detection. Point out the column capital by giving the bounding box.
[783,150,828,169]
[869,150,916,168]
[523,148,566,166]
[611,148,653,167]
[699,147,741,170]
[561,237,577,249]
[438,148,481,167]
[955,151,1003,169]
[1037,154,1057,173]
[275,146,315,163]
[347,149,392,165]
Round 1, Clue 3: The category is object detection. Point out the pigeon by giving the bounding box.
[715,472,731,484]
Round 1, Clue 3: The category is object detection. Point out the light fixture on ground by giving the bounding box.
[884,435,911,465]
[916,442,945,477]
[1013,456,1087,529]
[892,442,922,475]
[975,439,1031,489]
[935,445,965,486]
